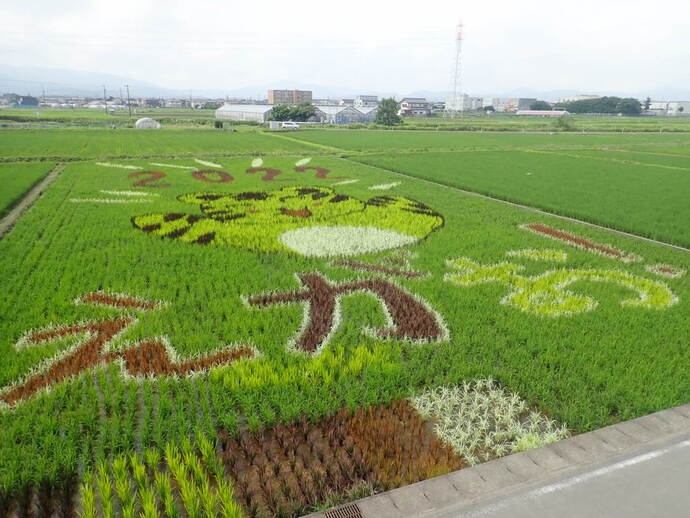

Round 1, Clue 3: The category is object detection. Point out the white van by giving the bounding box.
[281,121,300,130]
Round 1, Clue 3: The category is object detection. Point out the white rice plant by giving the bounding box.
[194,158,222,168]
[295,157,312,166]
[149,162,196,170]
[368,182,401,190]
[410,378,569,465]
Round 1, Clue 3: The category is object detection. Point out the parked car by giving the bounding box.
[281,121,300,130]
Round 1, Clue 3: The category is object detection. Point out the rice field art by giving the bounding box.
[0,154,688,518]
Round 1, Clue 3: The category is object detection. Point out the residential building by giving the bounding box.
[353,95,378,108]
[647,101,690,116]
[338,98,355,106]
[445,94,483,112]
[12,95,39,107]
[398,98,431,117]
[491,98,537,113]
[215,104,274,123]
[267,89,312,105]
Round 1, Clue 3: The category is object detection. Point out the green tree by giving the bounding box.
[553,114,576,131]
[483,105,495,113]
[529,101,552,110]
[270,104,292,121]
[374,98,402,125]
[290,102,316,122]
[644,97,652,112]
[616,98,642,115]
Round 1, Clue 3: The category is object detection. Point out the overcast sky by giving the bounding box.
[2,0,690,96]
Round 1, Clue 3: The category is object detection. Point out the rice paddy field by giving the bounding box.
[0,126,688,517]
[0,162,55,216]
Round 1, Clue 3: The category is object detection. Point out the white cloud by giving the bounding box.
[2,0,689,96]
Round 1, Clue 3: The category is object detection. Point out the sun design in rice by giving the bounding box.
[131,186,444,256]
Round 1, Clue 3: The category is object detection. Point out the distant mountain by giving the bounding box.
[0,64,176,98]
[2,64,688,102]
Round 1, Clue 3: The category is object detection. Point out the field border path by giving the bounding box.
[340,157,690,254]
[303,403,690,518]
[0,163,65,239]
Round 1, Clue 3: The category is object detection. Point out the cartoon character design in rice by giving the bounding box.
[131,186,443,256]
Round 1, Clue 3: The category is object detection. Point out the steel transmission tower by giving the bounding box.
[444,21,464,119]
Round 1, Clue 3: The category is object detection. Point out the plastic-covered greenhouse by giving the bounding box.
[134,117,161,129]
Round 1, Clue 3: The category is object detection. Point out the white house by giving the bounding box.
[354,95,378,108]
[398,98,431,117]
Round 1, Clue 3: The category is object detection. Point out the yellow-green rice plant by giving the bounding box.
[130,453,148,491]
[216,479,244,518]
[198,476,217,518]
[139,486,158,518]
[78,476,97,518]
[167,444,201,518]
[113,454,135,515]
[154,471,177,518]
[96,460,115,518]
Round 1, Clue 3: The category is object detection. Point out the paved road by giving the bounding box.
[453,436,690,518]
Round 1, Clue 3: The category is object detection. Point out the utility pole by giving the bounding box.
[125,85,132,118]
[189,90,193,109]
[444,20,464,119]
[102,85,108,115]
[41,84,46,106]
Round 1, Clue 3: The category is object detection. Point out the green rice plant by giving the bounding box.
[410,379,569,465]
[0,162,56,217]
[196,433,225,479]
[144,447,161,471]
